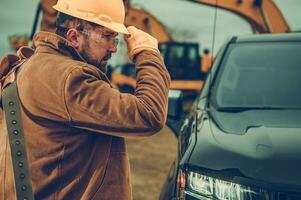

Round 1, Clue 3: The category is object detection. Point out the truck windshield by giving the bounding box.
[211,42,301,110]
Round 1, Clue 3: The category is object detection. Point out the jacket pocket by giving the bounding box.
[92,152,132,200]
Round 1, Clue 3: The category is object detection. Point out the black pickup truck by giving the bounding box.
[160,33,301,200]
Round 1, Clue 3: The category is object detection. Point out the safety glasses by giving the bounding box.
[79,30,119,48]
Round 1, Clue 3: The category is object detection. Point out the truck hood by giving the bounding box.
[187,116,301,190]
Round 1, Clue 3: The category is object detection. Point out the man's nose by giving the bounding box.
[108,42,117,53]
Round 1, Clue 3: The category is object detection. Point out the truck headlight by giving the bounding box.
[177,170,269,200]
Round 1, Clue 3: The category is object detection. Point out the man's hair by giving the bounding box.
[55,12,99,38]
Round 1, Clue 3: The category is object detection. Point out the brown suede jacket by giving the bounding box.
[0,31,170,200]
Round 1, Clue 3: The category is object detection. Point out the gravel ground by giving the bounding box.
[126,126,177,200]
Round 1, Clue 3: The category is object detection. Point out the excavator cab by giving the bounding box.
[159,42,206,81]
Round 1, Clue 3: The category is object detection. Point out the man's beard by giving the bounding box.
[80,43,110,73]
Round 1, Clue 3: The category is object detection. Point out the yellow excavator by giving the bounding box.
[111,0,291,93]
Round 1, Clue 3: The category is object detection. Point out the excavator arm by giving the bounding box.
[125,7,172,42]
[125,0,291,38]
[188,0,290,33]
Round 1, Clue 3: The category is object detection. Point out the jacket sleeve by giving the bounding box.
[64,51,170,137]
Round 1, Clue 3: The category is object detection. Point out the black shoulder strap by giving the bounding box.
[2,81,35,200]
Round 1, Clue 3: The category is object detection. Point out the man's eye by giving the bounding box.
[103,34,113,39]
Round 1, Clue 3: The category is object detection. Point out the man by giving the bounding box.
[0,0,170,199]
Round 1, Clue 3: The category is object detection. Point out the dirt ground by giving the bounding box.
[126,126,178,200]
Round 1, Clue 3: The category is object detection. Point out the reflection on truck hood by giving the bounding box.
[210,108,301,134]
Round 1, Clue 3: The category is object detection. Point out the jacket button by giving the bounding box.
[13,130,19,135]
[21,185,27,191]
[18,162,23,167]
[10,110,16,115]
[20,173,25,179]
[12,120,17,125]
[15,140,21,145]
[17,151,22,156]
[9,101,14,106]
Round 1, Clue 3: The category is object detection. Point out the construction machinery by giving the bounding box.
[111,0,291,94]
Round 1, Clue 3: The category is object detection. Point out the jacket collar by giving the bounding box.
[33,31,87,63]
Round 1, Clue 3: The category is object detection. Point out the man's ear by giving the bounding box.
[66,28,80,48]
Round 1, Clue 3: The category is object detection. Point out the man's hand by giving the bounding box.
[125,26,160,62]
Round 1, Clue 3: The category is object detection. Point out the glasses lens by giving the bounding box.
[80,30,118,48]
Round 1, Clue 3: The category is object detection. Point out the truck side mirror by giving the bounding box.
[166,90,184,137]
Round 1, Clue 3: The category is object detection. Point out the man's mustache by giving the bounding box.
[103,54,111,60]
